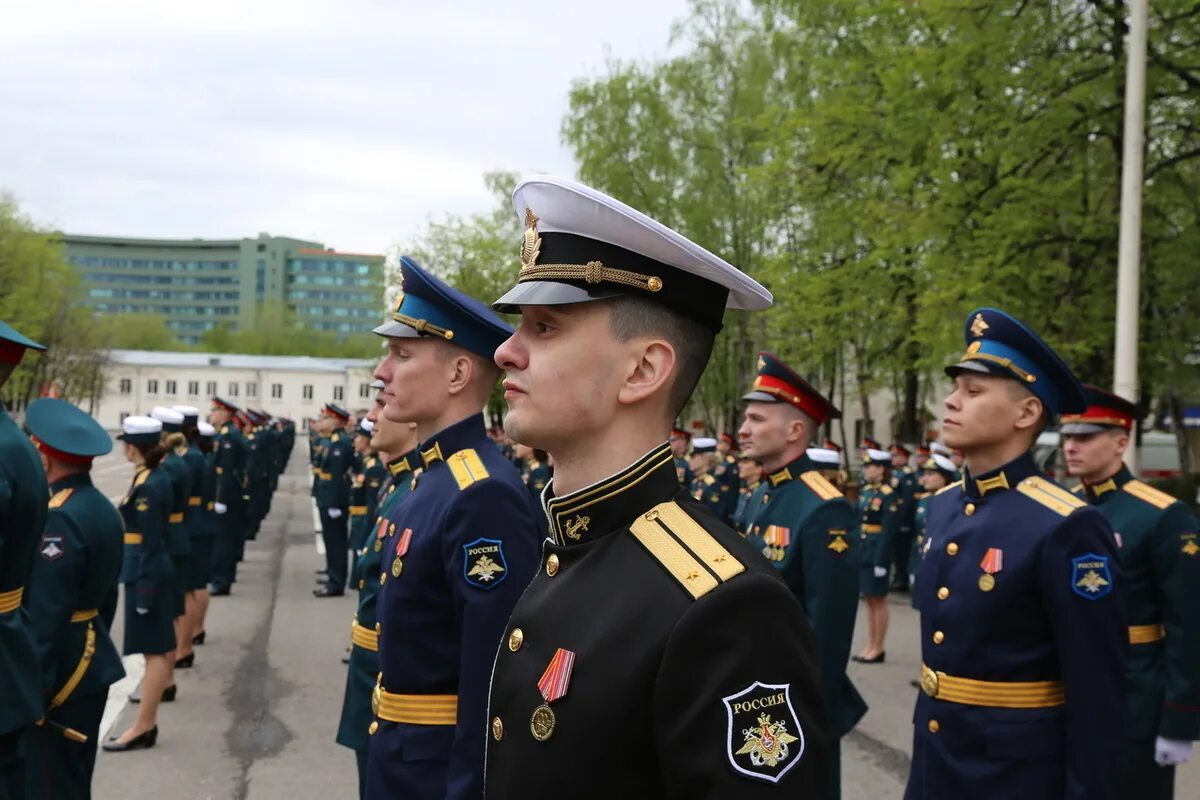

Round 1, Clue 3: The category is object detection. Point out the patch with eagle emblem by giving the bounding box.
[463,537,508,590]
[722,682,804,783]
[1071,553,1113,600]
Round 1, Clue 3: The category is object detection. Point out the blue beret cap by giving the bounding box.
[945,307,1086,416]
[26,398,112,459]
[375,256,513,360]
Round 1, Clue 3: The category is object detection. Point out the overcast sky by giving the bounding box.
[1,0,690,253]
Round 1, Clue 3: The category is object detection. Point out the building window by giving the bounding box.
[246,382,258,398]
[188,381,199,396]
[333,385,344,401]
[302,384,313,401]
[228,382,239,397]
[359,382,371,398]
[271,383,283,399]
[206,381,217,396]
[165,380,177,396]
[119,378,132,395]
[147,379,159,395]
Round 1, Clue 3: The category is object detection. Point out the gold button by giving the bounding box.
[368,721,379,735]
[375,622,381,633]
[946,542,959,556]
[932,631,945,644]
[508,628,524,652]
[380,572,387,584]
[491,717,504,741]
[928,719,940,733]
[545,554,560,577]
[964,503,976,516]
[937,587,950,600]
[358,579,364,589]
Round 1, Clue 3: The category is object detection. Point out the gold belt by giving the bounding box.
[124,532,143,545]
[206,502,214,511]
[70,609,98,623]
[188,496,202,506]
[168,512,184,523]
[37,620,97,743]
[1130,623,1165,644]
[351,621,379,652]
[372,688,457,725]
[0,587,23,613]
[921,663,1064,708]
[350,505,369,516]
[861,523,882,533]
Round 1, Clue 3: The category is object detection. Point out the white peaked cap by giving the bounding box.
[150,406,185,424]
[197,422,216,437]
[806,447,841,465]
[122,415,163,435]
[171,405,200,417]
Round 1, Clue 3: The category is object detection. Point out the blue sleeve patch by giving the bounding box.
[463,537,508,590]
[1071,553,1113,599]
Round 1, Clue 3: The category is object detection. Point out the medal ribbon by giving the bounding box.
[979,547,1003,574]
[395,528,413,557]
[537,648,576,704]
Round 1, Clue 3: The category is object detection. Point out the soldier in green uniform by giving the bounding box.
[908,454,958,610]
[336,393,419,799]
[104,416,176,752]
[208,397,247,596]
[486,175,828,795]
[688,437,737,525]
[347,420,387,588]
[668,426,693,486]
[852,447,900,663]
[191,421,219,645]
[149,407,190,693]
[314,403,353,597]
[888,443,918,591]
[0,320,48,800]
[731,455,763,534]
[22,398,125,798]
[1061,385,1199,799]
[737,351,866,800]
[514,443,553,501]
[170,405,210,665]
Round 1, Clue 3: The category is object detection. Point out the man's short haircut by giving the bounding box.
[1004,378,1049,438]
[607,295,715,416]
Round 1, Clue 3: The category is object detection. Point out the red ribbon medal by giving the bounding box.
[395,528,413,557]
[531,648,576,742]
[978,548,1003,591]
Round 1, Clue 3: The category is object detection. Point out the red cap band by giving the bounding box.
[752,375,832,425]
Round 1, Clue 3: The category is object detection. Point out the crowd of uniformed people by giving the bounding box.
[1,172,1197,800]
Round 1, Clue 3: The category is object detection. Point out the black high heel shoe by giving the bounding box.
[175,653,194,669]
[102,726,158,752]
[129,684,176,704]
[851,652,886,664]
[192,631,206,646]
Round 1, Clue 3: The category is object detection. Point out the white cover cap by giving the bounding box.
[806,447,842,465]
[150,406,185,425]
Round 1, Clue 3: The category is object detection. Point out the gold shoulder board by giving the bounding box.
[880,484,894,495]
[702,474,716,486]
[1071,484,1085,495]
[628,501,745,601]
[1123,480,1175,510]
[1016,476,1087,517]
[800,470,842,501]
[935,480,963,496]
[48,488,75,509]
[447,449,490,491]
[133,469,150,488]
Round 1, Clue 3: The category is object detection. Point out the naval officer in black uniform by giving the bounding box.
[486,175,828,797]
[905,307,1126,800]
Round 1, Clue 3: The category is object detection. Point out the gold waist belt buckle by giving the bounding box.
[921,663,1064,708]
[0,586,23,614]
[1129,624,1165,645]
[70,609,99,623]
[350,505,369,516]
[860,523,882,533]
[188,496,202,506]
[351,621,379,652]
[372,687,458,725]
[124,532,143,545]
[168,512,185,523]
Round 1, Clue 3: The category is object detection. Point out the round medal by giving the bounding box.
[978,573,996,592]
[374,540,382,552]
[392,558,403,578]
[530,704,556,741]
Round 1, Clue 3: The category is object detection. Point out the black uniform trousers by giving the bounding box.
[211,513,245,589]
[318,505,348,592]
[1121,738,1175,800]
[23,692,107,799]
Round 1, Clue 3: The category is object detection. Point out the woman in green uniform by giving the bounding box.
[22,398,126,797]
[103,415,176,752]
[852,447,900,663]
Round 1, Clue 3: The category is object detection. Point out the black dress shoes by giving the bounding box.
[102,726,158,752]
[313,586,344,598]
[175,653,194,668]
[130,684,177,704]
[851,652,886,664]
[192,631,206,646]
[209,584,231,596]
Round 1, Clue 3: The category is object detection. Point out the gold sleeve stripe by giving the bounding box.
[48,488,74,509]
[653,501,745,583]
[447,449,490,491]
[1123,480,1175,510]
[630,509,720,600]
[1017,477,1085,517]
[800,470,842,501]
[935,480,963,496]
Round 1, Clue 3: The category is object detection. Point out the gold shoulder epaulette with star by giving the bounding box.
[800,470,842,501]
[701,474,716,486]
[446,449,490,491]
[48,488,74,509]
[935,480,963,496]
[880,484,894,495]
[1122,479,1176,510]
[1016,476,1087,516]
[629,501,745,601]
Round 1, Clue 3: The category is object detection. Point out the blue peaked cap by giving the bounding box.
[374,256,514,359]
[945,307,1086,416]
[26,398,112,458]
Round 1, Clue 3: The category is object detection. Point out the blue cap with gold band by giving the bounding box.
[945,307,1086,416]
[374,256,513,360]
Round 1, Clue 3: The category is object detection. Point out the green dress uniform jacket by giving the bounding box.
[118,465,178,655]
[690,471,737,526]
[159,450,192,616]
[211,423,247,590]
[744,453,866,800]
[909,492,931,609]
[485,443,830,798]
[732,479,761,535]
[0,402,49,791]
[22,472,126,799]
[180,443,214,591]
[1078,468,1200,798]
[856,480,900,597]
[315,432,352,510]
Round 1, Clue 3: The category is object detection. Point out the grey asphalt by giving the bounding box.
[86,445,1197,798]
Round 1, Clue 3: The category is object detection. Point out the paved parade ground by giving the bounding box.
[86,444,1199,799]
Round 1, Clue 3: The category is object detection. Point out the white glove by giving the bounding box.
[136,607,150,616]
[214,502,228,515]
[873,566,888,578]
[1154,736,1193,766]
[328,508,343,519]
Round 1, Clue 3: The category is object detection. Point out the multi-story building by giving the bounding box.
[60,233,385,344]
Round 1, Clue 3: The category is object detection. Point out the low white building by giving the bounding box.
[95,349,378,430]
